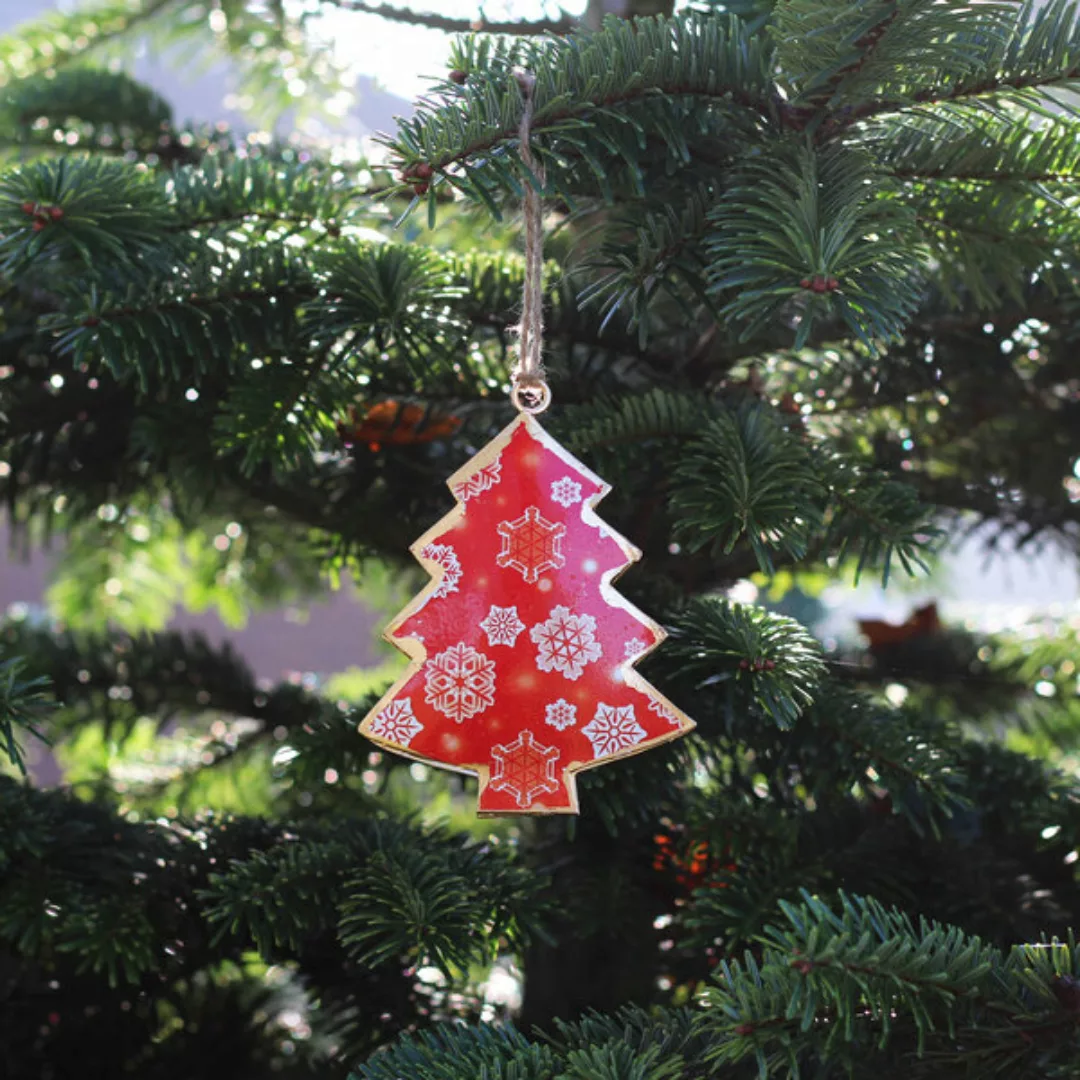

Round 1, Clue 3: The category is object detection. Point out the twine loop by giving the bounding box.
[511,68,549,415]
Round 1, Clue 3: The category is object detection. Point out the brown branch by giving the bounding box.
[811,711,944,799]
[324,0,577,36]
[791,954,1080,1043]
[411,82,774,175]
[171,183,456,233]
[791,3,902,115]
[829,67,1080,135]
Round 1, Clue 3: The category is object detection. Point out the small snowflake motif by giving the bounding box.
[480,605,526,648]
[489,731,560,808]
[369,698,423,747]
[649,698,681,727]
[544,698,578,732]
[530,605,603,681]
[582,702,647,759]
[452,457,502,502]
[424,643,496,724]
[550,476,583,508]
[419,543,462,600]
[624,637,648,660]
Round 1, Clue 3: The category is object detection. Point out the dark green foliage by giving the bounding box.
[0,770,546,1072]
[699,891,1080,1078]
[665,599,826,730]
[670,405,822,571]
[355,1024,555,1080]
[0,157,167,273]
[707,144,924,349]
[0,654,52,774]
[351,895,1080,1079]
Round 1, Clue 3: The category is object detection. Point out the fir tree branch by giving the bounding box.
[0,655,53,775]
[404,83,770,180]
[834,67,1080,131]
[387,13,776,181]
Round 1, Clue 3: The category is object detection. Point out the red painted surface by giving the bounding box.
[362,414,692,815]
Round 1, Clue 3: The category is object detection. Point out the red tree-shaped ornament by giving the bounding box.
[360,414,694,815]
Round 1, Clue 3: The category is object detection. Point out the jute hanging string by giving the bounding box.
[511,69,550,415]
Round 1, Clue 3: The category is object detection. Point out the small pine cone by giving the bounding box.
[826,276,839,291]
[413,162,434,181]
[413,182,429,196]
[799,277,811,289]
[738,658,750,670]
[20,201,36,215]
[31,219,46,232]
[48,205,64,221]
[448,69,468,85]
[810,277,828,294]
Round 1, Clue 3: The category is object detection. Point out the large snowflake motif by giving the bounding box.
[530,605,603,681]
[369,698,424,747]
[452,458,502,502]
[550,476,583,508]
[544,698,578,732]
[424,643,496,724]
[480,605,526,647]
[496,506,566,584]
[489,731,560,808]
[419,543,462,599]
[582,703,646,759]
[624,637,648,660]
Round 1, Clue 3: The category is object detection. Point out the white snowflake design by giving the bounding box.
[424,643,496,724]
[581,702,647,759]
[480,605,526,648]
[530,605,603,681]
[369,698,424,747]
[649,698,681,727]
[452,458,502,502]
[496,506,566,584]
[544,698,578,732]
[624,637,648,660]
[489,731,560,809]
[550,476,583,508]
[419,543,462,600]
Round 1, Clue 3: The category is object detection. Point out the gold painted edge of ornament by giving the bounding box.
[358,411,695,816]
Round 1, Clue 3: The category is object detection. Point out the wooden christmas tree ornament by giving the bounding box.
[359,71,693,815]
